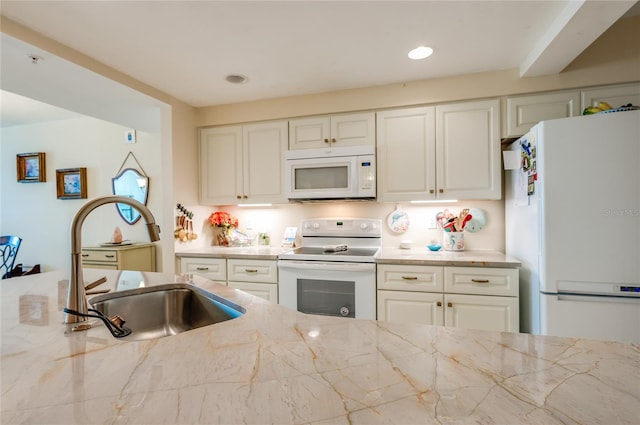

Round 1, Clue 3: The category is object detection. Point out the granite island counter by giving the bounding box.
[2,269,638,424]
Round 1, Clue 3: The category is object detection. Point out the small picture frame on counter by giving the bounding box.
[16,152,46,183]
[56,167,87,199]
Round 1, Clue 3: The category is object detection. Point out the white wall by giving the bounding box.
[175,200,503,253]
[1,116,163,272]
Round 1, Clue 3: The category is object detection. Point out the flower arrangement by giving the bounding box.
[208,211,239,246]
[208,211,239,228]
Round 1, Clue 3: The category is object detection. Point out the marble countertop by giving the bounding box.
[175,246,289,260]
[176,246,520,268]
[2,269,638,424]
[376,248,521,267]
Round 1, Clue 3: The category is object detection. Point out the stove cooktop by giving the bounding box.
[279,246,380,263]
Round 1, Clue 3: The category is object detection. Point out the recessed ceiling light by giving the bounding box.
[225,74,248,84]
[408,46,434,60]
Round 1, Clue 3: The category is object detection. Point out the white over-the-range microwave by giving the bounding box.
[284,145,376,201]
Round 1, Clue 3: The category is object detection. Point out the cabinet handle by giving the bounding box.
[401,276,418,280]
[471,279,490,283]
[447,302,453,308]
[439,189,444,194]
[81,254,89,258]
[196,267,209,271]
[245,269,258,273]
[324,138,330,144]
[437,301,442,307]
[105,255,115,259]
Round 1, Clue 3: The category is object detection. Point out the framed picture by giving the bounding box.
[56,168,87,199]
[17,152,46,183]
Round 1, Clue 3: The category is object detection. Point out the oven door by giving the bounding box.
[278,260,376,319]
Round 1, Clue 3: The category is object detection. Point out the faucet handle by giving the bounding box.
[85,276,107,290]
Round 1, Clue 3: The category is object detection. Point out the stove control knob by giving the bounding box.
[360,223,369,230]
[304,222,320,230]
[339,306,350,317]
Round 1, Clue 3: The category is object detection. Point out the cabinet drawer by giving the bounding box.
[227,259,277,283]
[228,281,278,302]
[82,250,118,263]
[180,257,226,281]
[444,267,518,297]
[377,264,443,292]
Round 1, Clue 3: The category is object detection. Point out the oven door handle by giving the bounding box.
[278,260,375,273]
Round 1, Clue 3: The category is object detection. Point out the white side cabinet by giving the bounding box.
[377,99,501,202]
[288,112,375,150]
[377,264,519,333]
[227,259,278,302]
[504,91,581,138]
[200,120,288,205]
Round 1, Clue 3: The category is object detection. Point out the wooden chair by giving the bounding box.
[1,235,22,279]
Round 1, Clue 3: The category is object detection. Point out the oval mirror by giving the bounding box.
[112,168,149,224]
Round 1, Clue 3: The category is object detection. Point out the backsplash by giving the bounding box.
[175,200,505,252]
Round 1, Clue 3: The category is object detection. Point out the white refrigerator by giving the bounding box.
[505,110,640,344]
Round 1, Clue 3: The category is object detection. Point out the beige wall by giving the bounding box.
[195,15,640,127]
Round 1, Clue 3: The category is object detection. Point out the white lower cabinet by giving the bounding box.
[377,264,519,333]
[227,258,278,302]
[178,257,278,302]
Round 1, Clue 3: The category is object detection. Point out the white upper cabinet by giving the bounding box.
[504,91,581,137]
[435,99,501,201]
[377,99,501,202]
[289,112,375,150]
[580,82,640,111]
[200,121,288,205]
[376,106,436,202]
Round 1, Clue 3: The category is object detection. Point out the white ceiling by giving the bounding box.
[1,0,639,128]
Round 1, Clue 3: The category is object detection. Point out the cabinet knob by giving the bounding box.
[236,195,242,199]
[447,302,453,308]
[439,189,444,194]
[324,138,330,144]
[429,189,435,194]
[331,138,336,144]
[243,195,248,199]
[471,279,490,284]
[401,276,418,280]
[437,301,442,307]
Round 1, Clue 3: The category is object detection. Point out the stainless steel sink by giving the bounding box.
[89,283,245,341]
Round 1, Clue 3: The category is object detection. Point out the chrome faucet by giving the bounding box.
[64,195,161,324]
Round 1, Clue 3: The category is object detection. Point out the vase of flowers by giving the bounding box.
[208,211,239,246]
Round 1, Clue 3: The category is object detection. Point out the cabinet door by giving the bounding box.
[436,99,501,200]
[581,82,640,111]
[505,91,580,137]
[200,126,243,205]
[243,121,288,204]
[444,293,519,333]
[228,281,278,302]
[288,116,331,150]
[179,257,227,281]
[376,106,436,202]
[330,112,376,147]
[377,290,444,326]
